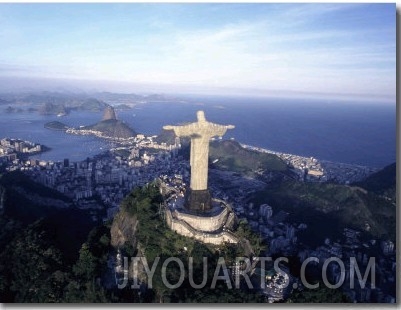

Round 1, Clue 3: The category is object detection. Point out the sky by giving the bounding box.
[0,3,396,102]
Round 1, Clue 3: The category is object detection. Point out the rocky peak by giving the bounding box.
[103,106,117,121]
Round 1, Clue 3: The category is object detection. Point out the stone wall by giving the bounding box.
[165,208,238,245]
[173,207,228,232]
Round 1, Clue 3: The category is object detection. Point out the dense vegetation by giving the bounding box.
[118,182,265,302]
[251,178,396,244]
[154,129,177,145]
[354,162,396,201]
[209,140,288,174]
[0,172,106,302]
[0,171,72,224]
[0,173,265,303]
[155,135,288,175]
[287,284,351,303]
[44,121,70,131]
[0,217,112,302]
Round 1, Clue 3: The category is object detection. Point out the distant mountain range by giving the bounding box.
[39,98,109,115]
[1,91,181,115]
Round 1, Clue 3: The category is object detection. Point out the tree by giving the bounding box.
[72,243,96,280]
[0,220,66,302]
[287,284,352,303]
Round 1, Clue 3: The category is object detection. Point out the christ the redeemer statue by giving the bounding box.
[164,111,234,211]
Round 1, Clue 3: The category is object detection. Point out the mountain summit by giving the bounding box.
[82,106,136,139]
[102,106,117,121]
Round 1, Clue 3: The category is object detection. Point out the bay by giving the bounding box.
[0,95,395,168]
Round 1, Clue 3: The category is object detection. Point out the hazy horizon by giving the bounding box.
[0,3,396,104]
[0,75,395,105]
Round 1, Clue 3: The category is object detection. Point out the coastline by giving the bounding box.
[240,143,378,184]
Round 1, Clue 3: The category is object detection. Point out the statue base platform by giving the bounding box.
[184,189,212,212]
[165,195,239,245]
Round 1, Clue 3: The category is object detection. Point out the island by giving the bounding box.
[44,121,70,131]
[44,106,138,141]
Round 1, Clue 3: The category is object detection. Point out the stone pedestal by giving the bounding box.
[184,189,212,212]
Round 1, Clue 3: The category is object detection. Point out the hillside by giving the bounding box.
[354,162,396,201]
[0,171,72,223]
[209,140,288,173]
[0,170,113,302]
[0,217,109,302]
[0,171,96,260]
[0,178,264,302]
[83,119,136,139]
[110,183,264,303]
[154,128,177,145]
[39,102,67,115]
[40,98,108,114]
[17,92,110,115]
[77,98,109,111]
[44,121,70,131]
[251,179,396,244]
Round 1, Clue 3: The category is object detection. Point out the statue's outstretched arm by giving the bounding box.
[210,124,235,137]
[163,124,193,137]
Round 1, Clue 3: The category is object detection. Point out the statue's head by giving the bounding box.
[197,110,206,122]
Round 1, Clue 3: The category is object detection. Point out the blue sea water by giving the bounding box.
[0,96,395,168]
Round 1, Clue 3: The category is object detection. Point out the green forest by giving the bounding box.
[0,177,265,303]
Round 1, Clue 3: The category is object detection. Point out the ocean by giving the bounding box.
[0,95,395,168]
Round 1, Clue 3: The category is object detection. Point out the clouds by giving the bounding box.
[0,3,395,102]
